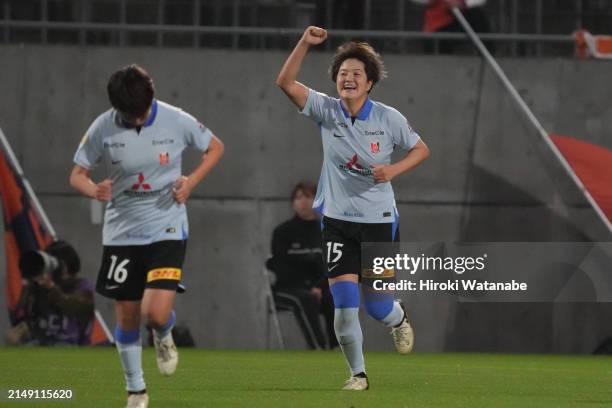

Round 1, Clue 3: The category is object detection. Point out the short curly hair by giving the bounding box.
[329,41,387,91]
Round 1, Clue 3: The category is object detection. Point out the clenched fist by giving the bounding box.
[95,179,113,201]
[301,26,327,46]
[172,175,193,204]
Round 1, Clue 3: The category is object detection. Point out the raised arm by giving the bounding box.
[275,26,328,110]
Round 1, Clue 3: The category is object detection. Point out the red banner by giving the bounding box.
[0,148,110,345]
[0,149,54,314]
[551,134,612,223]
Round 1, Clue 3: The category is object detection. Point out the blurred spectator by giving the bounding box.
[411,0,491,53]
[267,181,337,349]
[6,240,95,346]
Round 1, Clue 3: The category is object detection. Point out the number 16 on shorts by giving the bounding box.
[96,246,136,299]
[107,255,130,284]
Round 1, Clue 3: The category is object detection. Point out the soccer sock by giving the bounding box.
[380,300,405,328]
[364,290,404,327]
[115,327,146,393]
[154,310,176,340]
[330,281,365,376]
[334,308,364,376]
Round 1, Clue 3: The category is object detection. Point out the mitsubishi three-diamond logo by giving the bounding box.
[132,173,151,191]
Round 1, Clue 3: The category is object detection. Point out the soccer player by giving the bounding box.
[276,27,430,390]
[70,65,224,408]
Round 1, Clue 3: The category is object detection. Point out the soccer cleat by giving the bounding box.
[342,375,369,391]
[153,332,178,376]
[391,301,414,354]
[126,392,148,408]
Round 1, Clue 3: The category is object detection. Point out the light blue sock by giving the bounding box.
[334,307,365,375]
[331,281,365,376]
[380,301,405,327]
[115,327,145,392]
[154,310,176,340]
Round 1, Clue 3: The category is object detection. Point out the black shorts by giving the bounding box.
[321,216,399,279]
[96,240,186,301]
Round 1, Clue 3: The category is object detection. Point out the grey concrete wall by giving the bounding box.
[1,45,611,352]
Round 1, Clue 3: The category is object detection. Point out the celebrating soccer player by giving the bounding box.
[276,27,430,390]
[70,65,224,408]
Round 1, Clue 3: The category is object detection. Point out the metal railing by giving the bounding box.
[4,0,607,55]
[0,19,576,56]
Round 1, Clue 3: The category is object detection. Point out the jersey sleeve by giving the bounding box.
[389,109,421,151]
[299,88,337,124]
[73,119,104,170]
[179,110,213,152]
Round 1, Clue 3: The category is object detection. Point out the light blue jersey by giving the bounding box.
[300,89,421,223]
[74,100,212,245]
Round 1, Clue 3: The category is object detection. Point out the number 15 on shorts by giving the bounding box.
[326,242,344,264]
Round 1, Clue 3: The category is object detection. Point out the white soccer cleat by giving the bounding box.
[126,393,148,408]
[342,375,369,391]
[391,301,414,354]
[154,332,179,376]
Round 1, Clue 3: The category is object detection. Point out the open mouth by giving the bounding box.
[342,84,357,91]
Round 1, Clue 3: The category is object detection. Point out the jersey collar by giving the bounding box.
[116,99,158,129]
[340,98,373,121]
[143,99,158,127]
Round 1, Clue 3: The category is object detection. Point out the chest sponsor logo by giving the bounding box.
[339,154,373,177]
[152,138,174,145]
[104,142,126,149]
[365,130,384,136]
[123,173,163,198]
[132,173,151,191]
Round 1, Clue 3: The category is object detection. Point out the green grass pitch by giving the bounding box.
[0,348,610,407]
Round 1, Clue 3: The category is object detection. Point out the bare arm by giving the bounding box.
[172,134,225,204]
[275,26,328,110]
[69,165,112,201]
[372,140,431,183]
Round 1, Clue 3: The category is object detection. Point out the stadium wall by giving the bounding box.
[1,45,611,352]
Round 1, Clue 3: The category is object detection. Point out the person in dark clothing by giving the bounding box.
[6,240,95,346]
[267,181,337,349]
